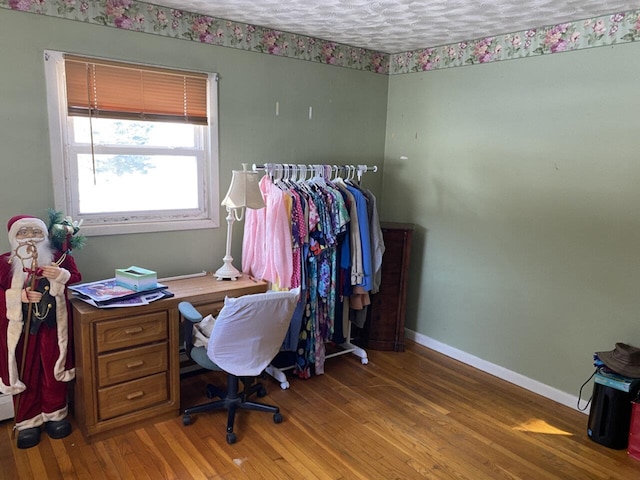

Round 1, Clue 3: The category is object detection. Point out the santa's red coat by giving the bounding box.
[0,249,81,427]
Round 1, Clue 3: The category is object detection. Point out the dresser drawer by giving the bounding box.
[95,312,168,353]
[98,372,168,421]
[97,342,168,388]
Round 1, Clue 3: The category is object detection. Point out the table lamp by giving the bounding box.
[215,163,265,280]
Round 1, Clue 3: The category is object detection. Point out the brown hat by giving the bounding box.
[596,343,640,378]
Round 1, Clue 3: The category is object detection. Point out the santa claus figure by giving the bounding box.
[0,215,82,449]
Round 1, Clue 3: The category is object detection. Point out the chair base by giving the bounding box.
[183,374,282,444]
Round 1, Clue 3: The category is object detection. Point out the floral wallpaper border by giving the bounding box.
[2,1,640,75]
[0,0,388,73]
[391,11,640,74]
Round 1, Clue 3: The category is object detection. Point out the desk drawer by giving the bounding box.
[97,342,168,388]
[98,372,168,420]
[95,312,168,353]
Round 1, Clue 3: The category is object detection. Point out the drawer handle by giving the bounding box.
[124,327,144,335]
[126,391,144,400]
[126,360,144,369]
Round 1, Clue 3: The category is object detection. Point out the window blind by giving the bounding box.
[64,55,208,125]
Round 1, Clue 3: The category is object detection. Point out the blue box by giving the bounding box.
[115,266,157,292]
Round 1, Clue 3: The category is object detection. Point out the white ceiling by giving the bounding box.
[149,0,640,53]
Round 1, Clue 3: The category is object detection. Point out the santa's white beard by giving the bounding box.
[10,239,54,281]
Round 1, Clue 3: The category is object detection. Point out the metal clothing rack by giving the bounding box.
[252,162,377,389]
[252,163,378,186]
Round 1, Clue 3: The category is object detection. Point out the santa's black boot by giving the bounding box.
[45,419,72,439]
[17,427,41,449]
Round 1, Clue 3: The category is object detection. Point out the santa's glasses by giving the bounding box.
[15,227,45,241]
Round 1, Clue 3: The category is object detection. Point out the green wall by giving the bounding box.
[3,6,637,404]
[384,43,640,398]
[0,9,387,281]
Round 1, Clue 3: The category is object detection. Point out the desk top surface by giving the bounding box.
[163,274,266,298]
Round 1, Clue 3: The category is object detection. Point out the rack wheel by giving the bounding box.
[226,432,237,444]
[273,412,283,424]
[182,414,192,426]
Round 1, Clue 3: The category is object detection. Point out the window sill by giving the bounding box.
[80,218,218,236]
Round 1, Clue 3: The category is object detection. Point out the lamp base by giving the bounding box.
[214,258,241,281]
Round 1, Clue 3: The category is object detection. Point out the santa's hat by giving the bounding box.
[7,215,48,241]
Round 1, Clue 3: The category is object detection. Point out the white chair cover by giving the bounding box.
[207,288,300,377]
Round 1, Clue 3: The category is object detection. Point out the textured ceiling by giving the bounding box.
[148,0,640,53]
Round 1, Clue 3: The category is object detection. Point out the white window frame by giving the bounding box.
[44,50,220,236]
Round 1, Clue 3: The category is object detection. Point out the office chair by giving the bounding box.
[178,288,299,444]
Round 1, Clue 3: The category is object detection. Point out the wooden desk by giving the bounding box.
[70,274,267,442]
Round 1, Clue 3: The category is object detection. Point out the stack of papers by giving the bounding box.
[69,278,173,308]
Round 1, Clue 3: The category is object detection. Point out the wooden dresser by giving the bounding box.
[70,274,267,442]
[364,222,414,352]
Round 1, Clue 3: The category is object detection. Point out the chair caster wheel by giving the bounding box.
[273,412,283,424]
[183,414,192,426]
[226,432,237,444]
[257,386,267,398]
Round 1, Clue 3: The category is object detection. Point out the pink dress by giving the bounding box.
[242,176,293,288]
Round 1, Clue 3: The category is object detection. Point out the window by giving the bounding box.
[44,51,220,235]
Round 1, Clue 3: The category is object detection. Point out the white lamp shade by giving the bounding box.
[215,164,263,280]
[221,165,265,209]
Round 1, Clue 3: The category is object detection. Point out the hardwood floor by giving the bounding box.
[2,340,639,479]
